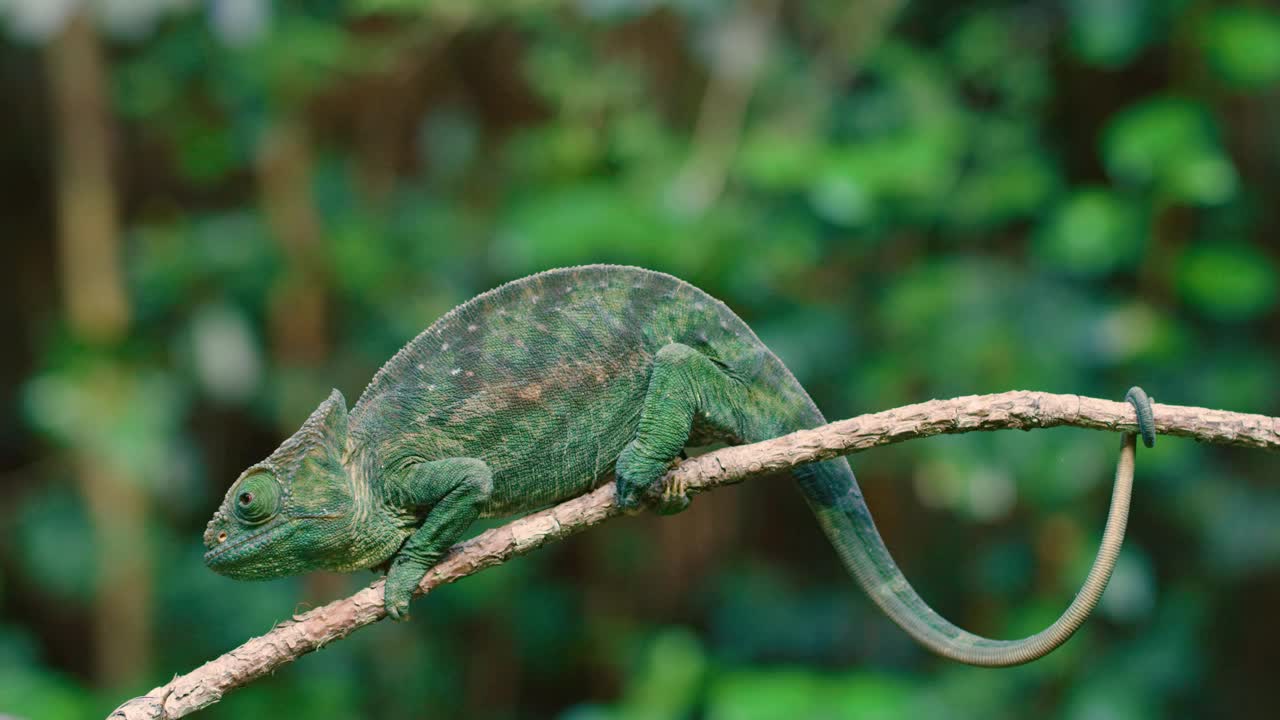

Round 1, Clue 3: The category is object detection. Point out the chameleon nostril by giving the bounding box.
[217,531,227,543]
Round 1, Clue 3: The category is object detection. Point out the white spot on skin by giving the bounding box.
[451,368,462,376]
[427,384,436,391]
[417,363,425,370]
[695,302,705,311]
[441,342,450,351]
[467,324,478,332]
[532,295,540,304]
[465,370,475,378]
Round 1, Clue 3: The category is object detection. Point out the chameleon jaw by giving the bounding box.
[203,519,297,577]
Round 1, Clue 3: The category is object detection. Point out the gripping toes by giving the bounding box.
[383,555,427,621]
[615,441,689,514]
[656,461,691,515]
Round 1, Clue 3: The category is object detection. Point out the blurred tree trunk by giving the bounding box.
[48,13,128,338]
[258,117,329,365]
[46,10,151,688]
[257,115,345,602]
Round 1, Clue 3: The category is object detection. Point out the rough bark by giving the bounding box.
[110,391,1279,719]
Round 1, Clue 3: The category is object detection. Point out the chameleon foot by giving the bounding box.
[383,555,427,621]
[616,444,690,514]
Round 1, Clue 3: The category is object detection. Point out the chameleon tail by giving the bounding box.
[625,337,1150,666]
[792,433,1134,667]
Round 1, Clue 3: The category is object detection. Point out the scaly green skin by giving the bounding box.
[204,264,1144,666]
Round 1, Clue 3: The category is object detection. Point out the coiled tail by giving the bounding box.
[795,433,1135,666]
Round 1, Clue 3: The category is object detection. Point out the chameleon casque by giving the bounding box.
[204,264,1150,667]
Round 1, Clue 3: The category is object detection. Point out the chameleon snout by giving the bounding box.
[203,512,230,550]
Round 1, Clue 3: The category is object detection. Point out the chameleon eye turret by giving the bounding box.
[230,473,280,525]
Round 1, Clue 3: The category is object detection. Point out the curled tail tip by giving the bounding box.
[1124,386,1156,449]
[811,387,1146,668]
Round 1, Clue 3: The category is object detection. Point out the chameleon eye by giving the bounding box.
[231,473,280,525]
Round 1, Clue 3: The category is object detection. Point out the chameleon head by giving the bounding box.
[203,389,362,579]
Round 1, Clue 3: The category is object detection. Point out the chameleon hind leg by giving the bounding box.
[616,343,752,514]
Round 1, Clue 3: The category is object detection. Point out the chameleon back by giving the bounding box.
[348,264,813,516]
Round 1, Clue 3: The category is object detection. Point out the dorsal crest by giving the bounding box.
[258,389,349,483]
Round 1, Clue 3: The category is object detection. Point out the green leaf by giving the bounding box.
[1201,7,1280,89]
[619,628,706,719]
[13,487,96,602]
[1036,188,1145,274]
[1177,243,1277,320]
[708,670,916,720]
[708,670,822,720]
[815,126,962,224]
[737,130,825,191]
[1067,0,1158,68]
[1103,97,1238,204]
[0,663,93,720]
[946,121,1059,227]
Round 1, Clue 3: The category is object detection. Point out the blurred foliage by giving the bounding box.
[1,0,1279,718]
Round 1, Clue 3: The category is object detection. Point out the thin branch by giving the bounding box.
[110,391,1279,719]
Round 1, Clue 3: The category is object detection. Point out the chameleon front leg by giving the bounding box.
[616,343,749,513]
[384,457,493,620]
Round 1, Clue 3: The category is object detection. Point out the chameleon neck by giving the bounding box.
[330,440,412,572]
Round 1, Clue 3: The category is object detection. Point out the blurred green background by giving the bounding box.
[2,0,1279,718]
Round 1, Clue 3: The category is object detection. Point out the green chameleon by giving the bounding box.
[204,264,1153,667]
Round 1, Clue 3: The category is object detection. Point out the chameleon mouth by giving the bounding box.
[203,520,295,571]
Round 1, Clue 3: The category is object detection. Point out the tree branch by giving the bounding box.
[110,391,1279,719]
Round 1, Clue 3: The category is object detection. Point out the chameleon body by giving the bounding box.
[204,264,1144,667]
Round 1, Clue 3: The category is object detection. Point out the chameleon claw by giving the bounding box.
[662,471,687,503]
[656,462,691,515]
[385,594,412,622]
[1124,386,1156,449]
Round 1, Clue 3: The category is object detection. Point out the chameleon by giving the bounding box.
[203,264,1153,667]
